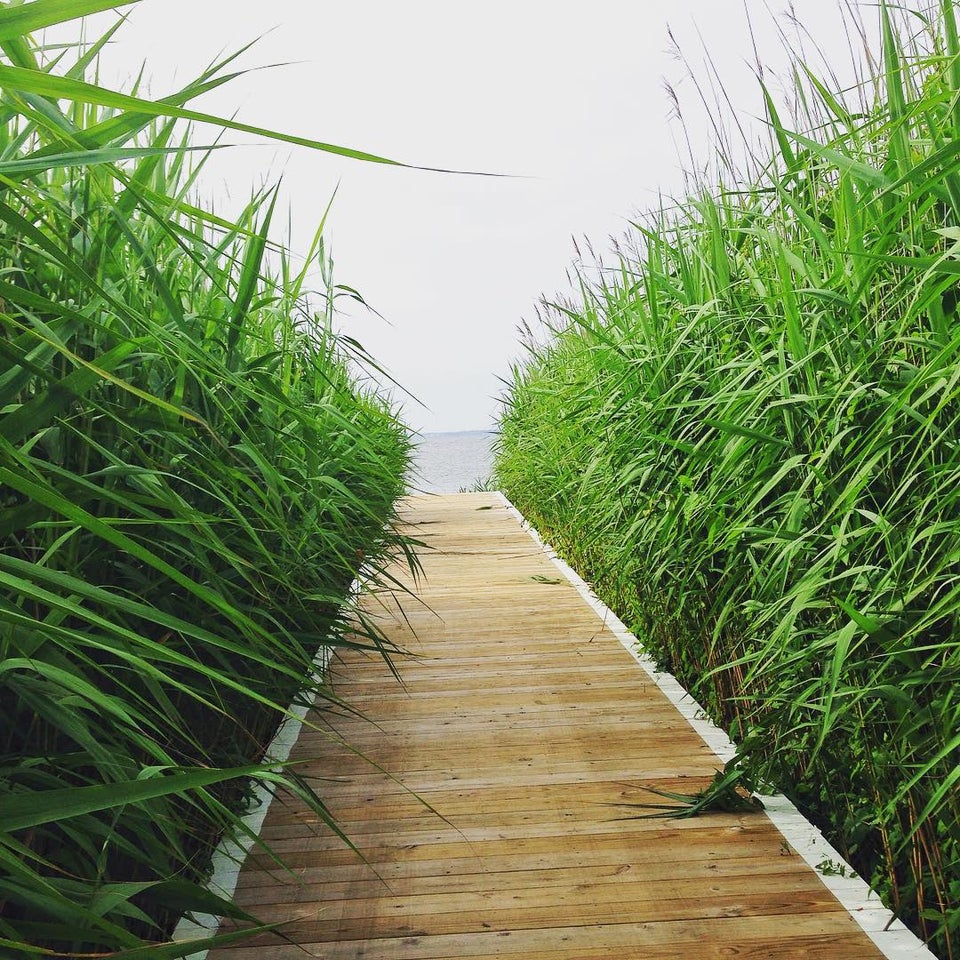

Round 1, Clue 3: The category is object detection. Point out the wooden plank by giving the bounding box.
[207,493,886,960]
[240,821,799,873]
[258,778,750,823]
[236,868,833,917]
[234,856,819,902]
[212,914,875,959]
[226,875,848,942]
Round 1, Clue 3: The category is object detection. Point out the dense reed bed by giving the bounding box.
[497,3,959,956]
[0,2,412,955]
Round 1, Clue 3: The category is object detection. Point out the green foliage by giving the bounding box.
[616,763,766,820]
[0,1,412,954]
[496,3,960,956]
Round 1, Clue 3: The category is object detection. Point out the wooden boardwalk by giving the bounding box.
[209,492,888,959]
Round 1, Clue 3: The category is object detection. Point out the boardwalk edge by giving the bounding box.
[496,491,937,960]
[171,617,343,955]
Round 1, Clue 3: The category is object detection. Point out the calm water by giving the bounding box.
[408,431,496,494]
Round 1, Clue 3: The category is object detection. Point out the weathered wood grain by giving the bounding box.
[208,493,884,959]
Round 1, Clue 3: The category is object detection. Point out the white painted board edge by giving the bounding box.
[170,641,334,957]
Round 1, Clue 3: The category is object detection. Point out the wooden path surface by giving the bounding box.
[210,492,886,960]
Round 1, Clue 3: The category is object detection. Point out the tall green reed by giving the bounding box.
[497,2,959,955]
[1,1,413,954]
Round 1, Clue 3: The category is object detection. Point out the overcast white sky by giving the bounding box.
[62,1,873,432]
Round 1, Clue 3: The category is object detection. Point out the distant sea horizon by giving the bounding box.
[407,430,496,494]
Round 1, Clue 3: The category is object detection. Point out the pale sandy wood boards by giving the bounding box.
[208,492,886,960]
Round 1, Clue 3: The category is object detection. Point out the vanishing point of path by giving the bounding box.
[210,492,891,960]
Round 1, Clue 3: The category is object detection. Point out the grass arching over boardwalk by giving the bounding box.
[496,3,960,956]
[209,493,900,960]
[0,3,412,955]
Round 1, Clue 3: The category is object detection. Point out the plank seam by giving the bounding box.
[495,490,937,960]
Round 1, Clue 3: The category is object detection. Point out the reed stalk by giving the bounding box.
[0,2,413,954]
